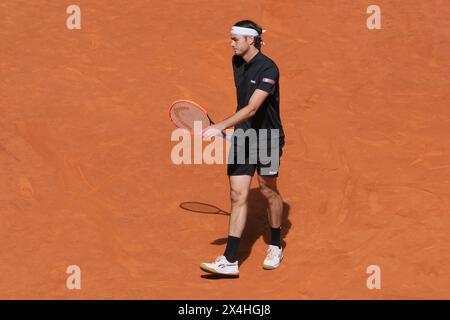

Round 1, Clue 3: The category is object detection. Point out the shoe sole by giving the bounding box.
[200,263,240,277]
[263,263,280,270]
[263,255,283,270]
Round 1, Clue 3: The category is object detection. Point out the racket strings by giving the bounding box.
[170,102,211,132]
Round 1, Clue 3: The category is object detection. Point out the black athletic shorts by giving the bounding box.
[227,137,283,177]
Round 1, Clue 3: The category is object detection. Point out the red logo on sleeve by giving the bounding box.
[262,78,275,85]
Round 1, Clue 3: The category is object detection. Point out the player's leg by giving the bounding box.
[257,175,283,244]
[224,142,255,263]
[199,175,252,276]
[199,157,255,276]
[221,174,252,263]
[257,140,283,239]
[228,175,253,237]
[257,174,284,270]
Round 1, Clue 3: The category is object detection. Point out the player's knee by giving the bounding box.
[260,185,279,201]
[230,188,248,206]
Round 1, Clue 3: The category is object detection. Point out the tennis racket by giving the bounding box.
[169,100,231,141]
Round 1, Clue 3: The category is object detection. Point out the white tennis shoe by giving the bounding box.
[200,256,239,276]
[263,245,283,270]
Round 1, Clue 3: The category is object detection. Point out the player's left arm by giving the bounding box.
[220,89,269,127]
[202,90,268,139]
[202,66,278,139]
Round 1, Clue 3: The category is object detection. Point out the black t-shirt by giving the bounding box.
[232,51,285,147]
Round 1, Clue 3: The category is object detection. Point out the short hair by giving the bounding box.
[233,20,264,50]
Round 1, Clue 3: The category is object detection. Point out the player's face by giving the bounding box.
[231,34,253,56]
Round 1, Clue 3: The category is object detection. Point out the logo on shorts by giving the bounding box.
[250,80,256,84]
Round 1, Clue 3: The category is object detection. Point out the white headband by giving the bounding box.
[231,26,266,37]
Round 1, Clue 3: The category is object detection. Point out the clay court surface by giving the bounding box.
[1,0,450,299]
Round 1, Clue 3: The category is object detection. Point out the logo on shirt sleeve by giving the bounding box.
[262,78,275,85]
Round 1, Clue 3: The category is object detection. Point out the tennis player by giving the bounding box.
[201,20,285,276]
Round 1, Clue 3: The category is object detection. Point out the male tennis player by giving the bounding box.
[201,20,285,276]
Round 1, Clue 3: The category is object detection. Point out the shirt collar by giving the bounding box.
[245,51,262,67]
